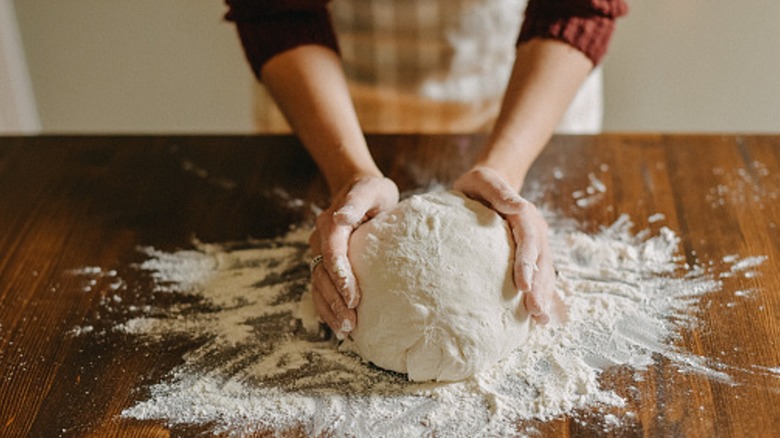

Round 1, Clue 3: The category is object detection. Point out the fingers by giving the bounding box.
[311,224,356,336]
[507,214,540,292]
[315,212,359,308]
[310,230,357,337]
[523,292,548,325]
[523,244,555,325]
[314,204,357,308]
[311,264,356,339]
[515,216,554,325]
[504,200,555,325]
[318,220,360,308]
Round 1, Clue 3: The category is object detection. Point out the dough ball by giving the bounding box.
[349,190,530,382]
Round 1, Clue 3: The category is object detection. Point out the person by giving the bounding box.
[224,0,628,339]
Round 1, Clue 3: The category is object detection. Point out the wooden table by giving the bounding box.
[0,135,778,437]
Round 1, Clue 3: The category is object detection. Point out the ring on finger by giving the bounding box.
[309,254,324,274]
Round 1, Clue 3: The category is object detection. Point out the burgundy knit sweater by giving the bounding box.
[225,0,628,80]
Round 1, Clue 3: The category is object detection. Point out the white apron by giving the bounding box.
[253,0,602,134]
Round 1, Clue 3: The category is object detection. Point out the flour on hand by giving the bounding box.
[349,191,531,381]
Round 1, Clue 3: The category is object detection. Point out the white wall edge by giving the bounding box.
[0,0,41,134]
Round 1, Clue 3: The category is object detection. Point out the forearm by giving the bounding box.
[476,38,593,191]
[261,45,380,194]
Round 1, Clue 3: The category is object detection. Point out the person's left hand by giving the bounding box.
[454,166,557,324]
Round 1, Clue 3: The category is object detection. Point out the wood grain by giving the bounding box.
[0,135,778,437]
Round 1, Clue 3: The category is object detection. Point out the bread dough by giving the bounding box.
[349,190,530,381]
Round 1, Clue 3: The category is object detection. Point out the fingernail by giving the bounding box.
[345,287,360,309]
[340,319,353,333]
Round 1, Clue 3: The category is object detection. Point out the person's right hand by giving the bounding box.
[309,175,399,339]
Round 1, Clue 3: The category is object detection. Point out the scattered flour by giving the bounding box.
[65,164,777,436]
[573,172,608,208]
[706,160,779,210]
[719,255,769,280]
[169,144,238,191]
[73,207,773,436]
[729,255,768,273]
[647,213,665,224]
[69,325,95,336]
[68,266,123,292]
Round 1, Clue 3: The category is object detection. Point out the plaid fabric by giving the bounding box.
[253,0,602,134]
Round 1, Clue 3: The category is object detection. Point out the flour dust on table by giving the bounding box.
[68,184,777,437]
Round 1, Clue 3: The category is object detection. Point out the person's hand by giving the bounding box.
[454,166,557,325]
[309,176,399,339]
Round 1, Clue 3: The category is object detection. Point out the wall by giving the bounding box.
[603,0,780,132]
[13,0,254,133]
[11,1,780,133]
[0,0,39,133]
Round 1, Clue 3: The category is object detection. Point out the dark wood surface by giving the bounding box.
[0,134,778,437]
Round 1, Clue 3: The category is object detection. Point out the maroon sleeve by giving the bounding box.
[518,0,629,65]
[224,0,339,79]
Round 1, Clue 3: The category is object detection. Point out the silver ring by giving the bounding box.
[309,255,324,274]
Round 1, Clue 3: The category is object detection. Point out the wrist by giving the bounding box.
[312,136,383,195]
[473,161,527,193]
[326,164,384,196]
[473,140,531,192]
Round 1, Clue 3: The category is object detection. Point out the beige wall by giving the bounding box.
[13,0,255,133]
[603,0,780,132]
[12,1,780,133]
